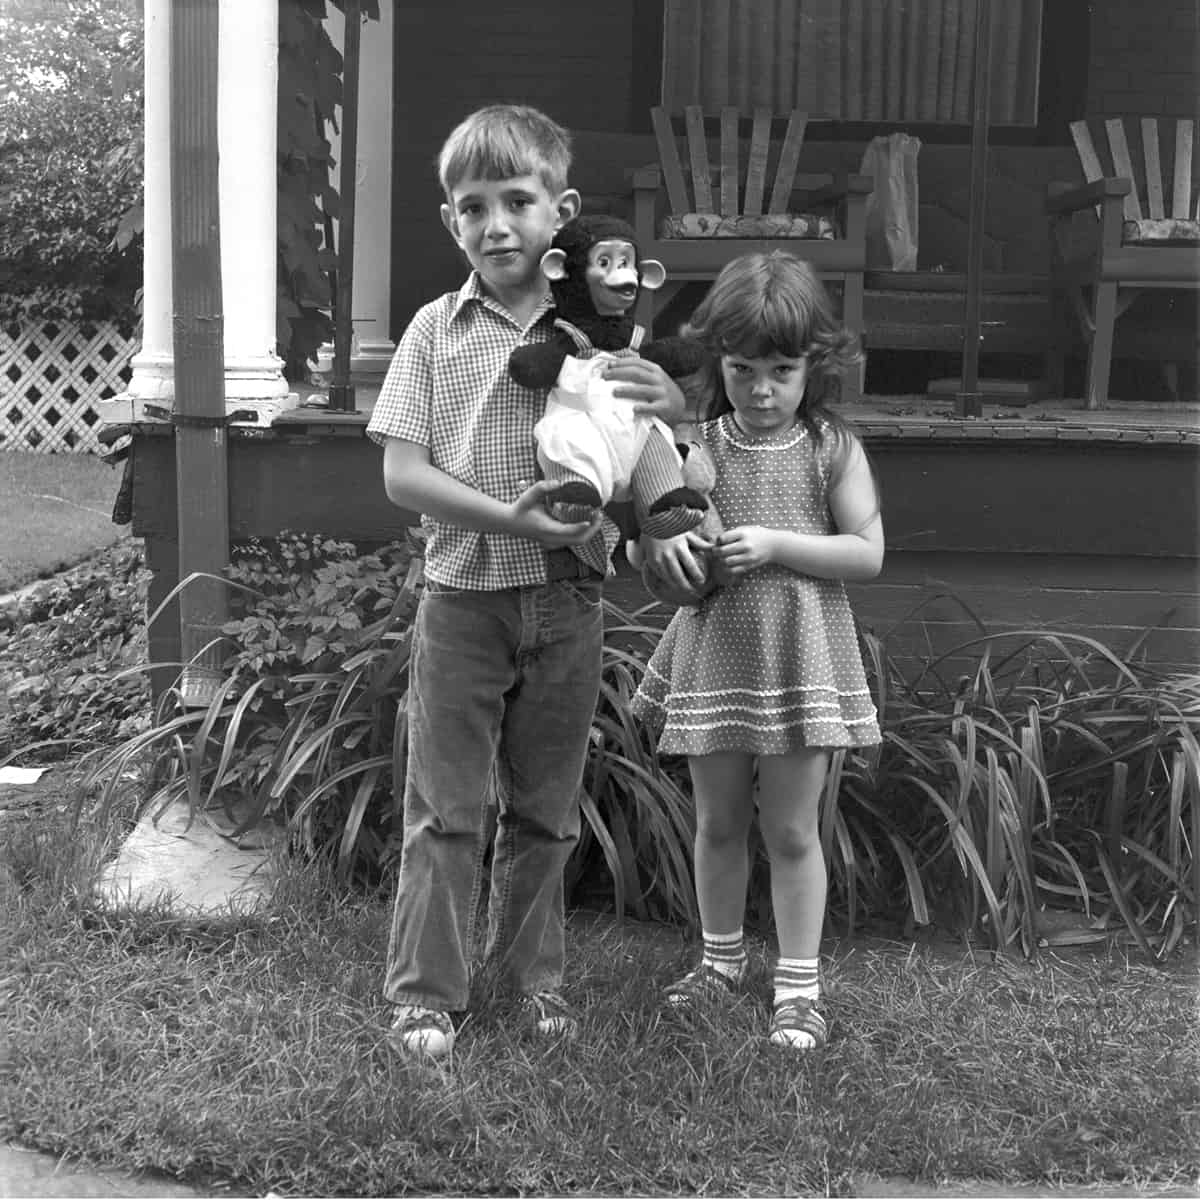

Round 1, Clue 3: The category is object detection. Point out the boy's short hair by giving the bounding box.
[437,105,572,199]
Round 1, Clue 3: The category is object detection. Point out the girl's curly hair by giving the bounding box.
[682,251,863,433]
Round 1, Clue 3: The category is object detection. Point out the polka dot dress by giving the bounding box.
[632,413,882,756]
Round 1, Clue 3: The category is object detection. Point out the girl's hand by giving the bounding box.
[603,359,688,424]
[509,481,602,547]
[714,525,777,577]
[642,528,712,594]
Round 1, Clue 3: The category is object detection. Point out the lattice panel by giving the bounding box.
[0,320,135,453]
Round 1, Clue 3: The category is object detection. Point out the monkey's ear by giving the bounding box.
[639,259,666,291]
[540,248,569,281]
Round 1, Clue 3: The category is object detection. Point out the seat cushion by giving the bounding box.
[660,213,836,240]
[1121,217,1200,246]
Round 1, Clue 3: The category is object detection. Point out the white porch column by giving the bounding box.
[318,1,396,384]
[119,0,173,408]
[217,0,292,416]
[104,0,297,426]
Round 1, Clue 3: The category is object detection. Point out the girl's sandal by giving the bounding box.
[768,998,828,1051]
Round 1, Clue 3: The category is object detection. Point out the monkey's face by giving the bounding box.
[583,239,640,315]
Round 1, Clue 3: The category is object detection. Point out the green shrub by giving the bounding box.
[80,532,419,880]
[4,532,1188,953]
[0,540,151,762]
[848,628,1200,957]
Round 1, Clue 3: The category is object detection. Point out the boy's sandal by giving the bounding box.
[768,999,828,1051]
[388,1004,456,1060]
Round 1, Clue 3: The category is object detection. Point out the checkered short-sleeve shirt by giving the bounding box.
[366,273,617,589]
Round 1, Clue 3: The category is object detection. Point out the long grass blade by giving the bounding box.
[1106,762,1129,866]
[1091,834,1156,958]
[1040,840,1095,919]
[885,830,930,925]
[337,763,383,877]
[902,774,1009,948]
[287,754,391,825]
[579,788,625,920]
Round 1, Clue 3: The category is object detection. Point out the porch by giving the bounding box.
[100,0,1199,700]
[124,391,1200,700]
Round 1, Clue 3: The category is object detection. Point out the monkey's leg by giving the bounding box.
[632,426,707,540]
[540,461,603,525]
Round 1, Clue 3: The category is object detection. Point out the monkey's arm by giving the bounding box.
[639,335,709,380]
[509,339,572,390]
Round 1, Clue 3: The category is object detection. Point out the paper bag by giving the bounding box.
[859,133,921,271]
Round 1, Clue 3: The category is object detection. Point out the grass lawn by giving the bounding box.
[0,451,127,594]
[2,802,1197,1199]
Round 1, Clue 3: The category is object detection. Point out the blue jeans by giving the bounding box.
[383,578,604,1012]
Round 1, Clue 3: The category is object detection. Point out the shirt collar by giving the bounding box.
[450,271,555,328]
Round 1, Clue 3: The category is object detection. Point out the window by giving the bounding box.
[662,0,1044,127]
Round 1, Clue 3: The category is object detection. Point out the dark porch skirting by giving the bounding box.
[128,403,1200,699]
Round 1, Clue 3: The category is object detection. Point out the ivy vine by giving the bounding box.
[277,0,380,382]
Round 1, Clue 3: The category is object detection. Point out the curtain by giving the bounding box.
[662,0,1043,125]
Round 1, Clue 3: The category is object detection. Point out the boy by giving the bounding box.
[367,105,687,1060]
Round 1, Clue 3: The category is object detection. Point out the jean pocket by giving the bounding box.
[558,579,604,610]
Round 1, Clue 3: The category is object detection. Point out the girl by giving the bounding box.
[631,252,883,1052]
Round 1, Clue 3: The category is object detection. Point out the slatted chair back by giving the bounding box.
[650,105,811,217]
[633,104,873,400]
[1070,117,1197,222]
[1047,117,1200,409]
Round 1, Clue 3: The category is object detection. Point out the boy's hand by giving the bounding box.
[714,526,776,577]
[510,480,602,547]
[603,359,689,425]
[642,529,711,594]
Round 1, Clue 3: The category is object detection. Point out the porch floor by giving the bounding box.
[842,396,1200,444]
[289,382,1200,445]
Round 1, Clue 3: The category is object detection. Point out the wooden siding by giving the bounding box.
[127,413,1200,696]
[848,551,1200,673]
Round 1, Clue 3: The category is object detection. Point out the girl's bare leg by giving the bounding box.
[687,752,757,934]
[755,749,830,959]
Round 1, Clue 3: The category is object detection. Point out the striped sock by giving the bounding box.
[702,929,747,980]
[773,956,820,1007]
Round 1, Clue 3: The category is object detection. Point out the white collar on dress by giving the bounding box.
[721,413,807,451]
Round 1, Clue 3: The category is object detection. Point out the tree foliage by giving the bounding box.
[0,0,144,326]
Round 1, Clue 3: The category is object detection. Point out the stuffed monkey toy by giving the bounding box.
[509,215,709,540]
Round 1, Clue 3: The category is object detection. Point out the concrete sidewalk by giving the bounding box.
[0,1143,219,1198]
[3,1142,1192,1200]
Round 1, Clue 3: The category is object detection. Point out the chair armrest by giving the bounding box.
[1046,177,1131,215]
[807,171,874,206]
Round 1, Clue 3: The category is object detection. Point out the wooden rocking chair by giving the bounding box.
[1046,117,1200,408]
[631,106,873,400]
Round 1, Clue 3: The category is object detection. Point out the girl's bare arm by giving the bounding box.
[714,439,884,582]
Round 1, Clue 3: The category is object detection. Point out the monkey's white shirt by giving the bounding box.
[534,352,677,503]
